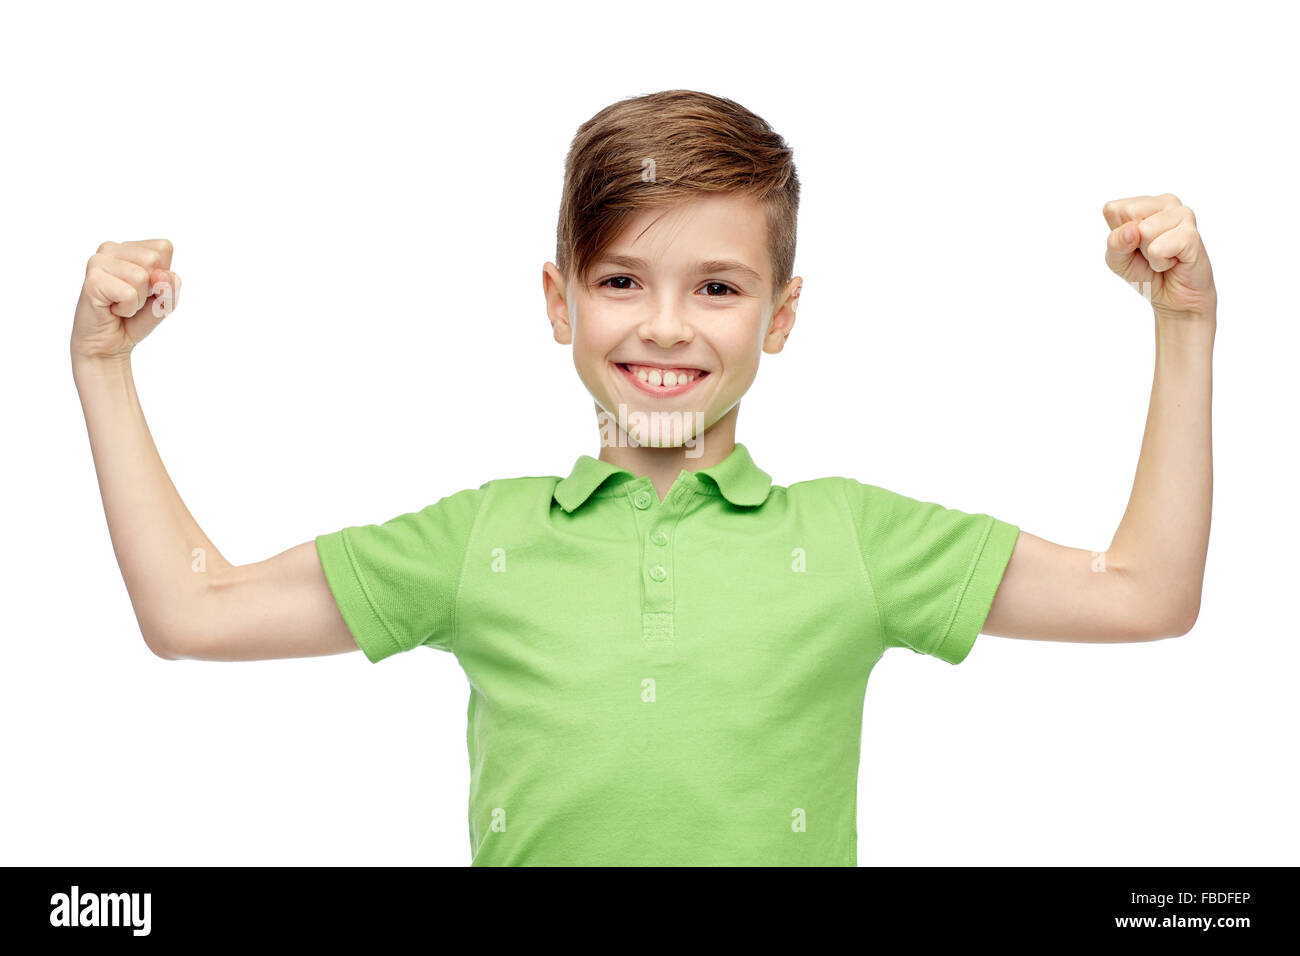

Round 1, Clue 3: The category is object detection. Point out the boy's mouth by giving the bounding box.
[615,362,710,397]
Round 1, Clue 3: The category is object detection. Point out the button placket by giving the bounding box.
[645,488,673,590]
[629,477,692,651]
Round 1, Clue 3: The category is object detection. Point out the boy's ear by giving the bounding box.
[543,262,573,345]
[763,276,802,355]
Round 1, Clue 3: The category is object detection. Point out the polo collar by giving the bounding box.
[553,442,773,513]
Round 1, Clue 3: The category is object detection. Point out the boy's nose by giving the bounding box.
[640,306,694,347]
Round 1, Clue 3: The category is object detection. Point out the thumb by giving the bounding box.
[1104,219,1147,281]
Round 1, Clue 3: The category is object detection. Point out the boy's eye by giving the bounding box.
[600,276,638,291]
[597,276,738,296]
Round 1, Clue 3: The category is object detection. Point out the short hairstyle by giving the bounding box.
[555,89,800,305]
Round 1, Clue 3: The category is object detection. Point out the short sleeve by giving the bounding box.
[843,478,1020,665]
[314,486,483,663]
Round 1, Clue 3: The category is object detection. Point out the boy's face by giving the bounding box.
[543,192,801,449]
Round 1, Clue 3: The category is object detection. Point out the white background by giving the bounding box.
[3,0,1295,866]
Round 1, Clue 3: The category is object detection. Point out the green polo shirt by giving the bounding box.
[314,442,1020,866]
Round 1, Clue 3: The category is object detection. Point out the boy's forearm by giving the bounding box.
[1107,309,1215,633]
[72,352,232,655]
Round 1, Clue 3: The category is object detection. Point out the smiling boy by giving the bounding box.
[71,89,1215,866]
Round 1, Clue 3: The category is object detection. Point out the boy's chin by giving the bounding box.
[593,400,709,450]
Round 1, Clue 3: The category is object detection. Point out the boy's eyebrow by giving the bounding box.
[596,254,763,284]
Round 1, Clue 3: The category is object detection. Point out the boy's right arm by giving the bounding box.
[71,239,357,661]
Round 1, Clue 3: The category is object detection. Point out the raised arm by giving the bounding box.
[982,194,1215,644]
[71,239,357,661]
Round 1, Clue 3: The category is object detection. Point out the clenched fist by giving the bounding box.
[72,239,181,365]
[1102,194,1217,320]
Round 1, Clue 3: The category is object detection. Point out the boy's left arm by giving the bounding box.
[983,193,1216,644]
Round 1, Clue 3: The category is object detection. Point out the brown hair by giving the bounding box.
[555,89,800,305]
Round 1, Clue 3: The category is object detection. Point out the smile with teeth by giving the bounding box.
[617,362,710,393]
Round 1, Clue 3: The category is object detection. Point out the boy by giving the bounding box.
[70,89,1216,866]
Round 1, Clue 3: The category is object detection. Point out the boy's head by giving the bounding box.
[543,90,802,451]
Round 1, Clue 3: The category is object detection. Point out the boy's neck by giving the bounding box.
[595,406,739,503]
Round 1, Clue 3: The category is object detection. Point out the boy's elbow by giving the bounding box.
[1126,573,1201,640]
[1171,599,1201,638]
[142,624,184,660]
[140,613,199,661]
[139,585,226,660]
[1140,600,1199,640]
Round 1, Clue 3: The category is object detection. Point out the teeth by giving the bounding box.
[624,363,704,388]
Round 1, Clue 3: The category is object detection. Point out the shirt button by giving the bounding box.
[649,564,667,582]
[650,530,668,546]
[633,491,652,509]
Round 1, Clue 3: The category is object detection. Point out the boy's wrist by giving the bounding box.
[71,348,133,382]
[1153,305,1216,352]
